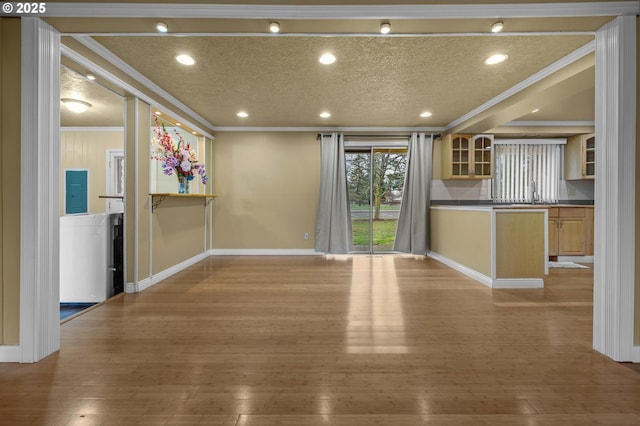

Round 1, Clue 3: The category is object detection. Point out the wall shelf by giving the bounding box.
[149,193,218,212]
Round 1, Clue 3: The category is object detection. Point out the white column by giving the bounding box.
[20,18,61,363]
[593,15,638,362]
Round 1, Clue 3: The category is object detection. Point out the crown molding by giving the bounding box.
[503,120,595,127]
[61,126,125,131]
[212,126,447,132]
[44,2,640,19]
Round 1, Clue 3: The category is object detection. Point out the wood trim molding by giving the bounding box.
[20,18,61,363]
[427,251,493,288]
[44,2,640,19]
[0,346,20,363]
[593,15,638,362]
[209,249,320,256]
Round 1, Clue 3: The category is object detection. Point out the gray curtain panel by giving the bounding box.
[393,133,433,255]
[315,133,353,254]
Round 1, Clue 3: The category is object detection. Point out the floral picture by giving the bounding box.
[151,114,208,188]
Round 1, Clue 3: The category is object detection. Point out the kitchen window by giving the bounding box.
[493,140,564,204]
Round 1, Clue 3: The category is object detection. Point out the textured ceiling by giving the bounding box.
[60,66,124,127]
[88,34,594,128]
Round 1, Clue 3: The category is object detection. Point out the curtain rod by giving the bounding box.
[316,133,441,140]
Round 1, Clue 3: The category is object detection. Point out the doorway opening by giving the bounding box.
[346,147,408,253]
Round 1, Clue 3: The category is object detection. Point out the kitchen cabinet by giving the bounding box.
[441,134,493,179]
[565,133,595,180]
[548,207,593,256]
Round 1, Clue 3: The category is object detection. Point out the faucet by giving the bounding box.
[531,180,538,204]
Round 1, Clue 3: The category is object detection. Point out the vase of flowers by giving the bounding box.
[177,174,189,194]
[151,115,208,194]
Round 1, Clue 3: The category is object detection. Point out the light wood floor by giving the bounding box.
[2,255,640,425]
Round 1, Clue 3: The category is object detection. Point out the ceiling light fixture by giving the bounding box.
[531,108,540,113]
[237,111,249,118]
[176,123,182,126]
[420,111,433,118]
[61,98,91,114]
[319,53,336,65]
[484,53,508,65]
[156,21,168,33]
[85,73,96,81]
[380,22,391,34]
[491,21,504,33]
[320,112,331,118]
[269,21,280,33]
[175,54,195,66]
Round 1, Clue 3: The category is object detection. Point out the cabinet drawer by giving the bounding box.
[559,207,585,219]
[548,207,559,218]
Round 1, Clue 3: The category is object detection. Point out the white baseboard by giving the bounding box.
[125,252,209,293]
[428,251,493,287]
[0,345,20,363]
[209,249,320,256]
[428,251,544,289]
[558,255,594,263]
[492,278,544,289]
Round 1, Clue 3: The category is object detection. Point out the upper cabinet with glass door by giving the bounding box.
[441,134,493,179]
[564,133,595,180]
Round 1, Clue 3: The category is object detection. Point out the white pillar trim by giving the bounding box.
[593,15,638,361]
[19,18,61,363]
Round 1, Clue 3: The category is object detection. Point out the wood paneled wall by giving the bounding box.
[59,130,124,216]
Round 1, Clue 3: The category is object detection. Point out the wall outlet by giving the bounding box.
[304,232,309,240]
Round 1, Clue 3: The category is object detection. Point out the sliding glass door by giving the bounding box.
[346,147,407,253]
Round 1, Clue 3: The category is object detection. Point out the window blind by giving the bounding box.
[493,143,561,204]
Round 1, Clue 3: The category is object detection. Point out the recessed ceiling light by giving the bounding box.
[531,108,540,113]
[61,98,91,113]
[175,54,195,66]
[156,21,168,33]
[155,111,161,115]
[320,112,331,118]
[269,21,280,33]
[192,131,197,135]
[319,53,336,65]
[237,111,249,118]
[491,21,504,33]
[85,73,96,81]
[484,53,509,65]
[380,22,391,34]
[176,123,181,126]
[420,111,433,118]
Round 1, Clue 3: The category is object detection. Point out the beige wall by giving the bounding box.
[212,132,320,250]
[430,208,492,276]
[152,200,207,273]
[0,18,21,345]
[60,129,124,216]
